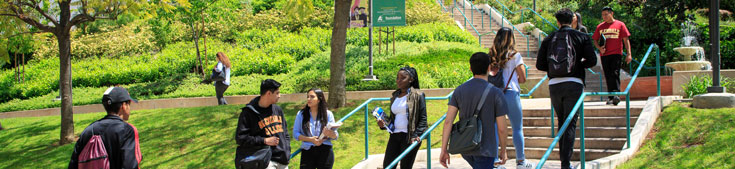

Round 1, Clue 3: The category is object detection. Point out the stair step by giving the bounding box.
[505,137,628,149]
[522,126,632,138]
[507,147,621,161]
[522,107,643,117]
[502,116,639,127]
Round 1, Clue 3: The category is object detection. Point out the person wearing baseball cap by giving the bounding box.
[69,87,142,169]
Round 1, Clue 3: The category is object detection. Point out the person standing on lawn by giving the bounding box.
[593,6,632,106]
[235,79,291,169]
[293,88,338,169]
[68,87,142,169]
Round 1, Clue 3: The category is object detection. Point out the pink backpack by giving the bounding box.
[78,134,110,169]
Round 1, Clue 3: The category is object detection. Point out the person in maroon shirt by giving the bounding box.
[593,6,632,105]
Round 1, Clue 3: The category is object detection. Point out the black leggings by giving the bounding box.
[382,132,421,169]
[215,81,229,105]
[300,145,334,169]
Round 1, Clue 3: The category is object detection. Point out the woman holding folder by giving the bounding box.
[376,66,428,169]
[293,88,338,169]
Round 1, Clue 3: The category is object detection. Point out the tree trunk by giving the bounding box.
[201,12,208,71]
[58,32,75,145]
[22,53,25,82]
[14,51,18,81]
[192,23,204,77]
[328,0,351,108]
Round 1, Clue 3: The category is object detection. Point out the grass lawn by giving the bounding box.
[0,98,455,168]
[618,102,735,169]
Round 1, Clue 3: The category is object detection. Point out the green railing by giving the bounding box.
[536,44,661,169]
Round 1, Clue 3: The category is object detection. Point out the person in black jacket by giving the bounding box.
[235,79,291,169]
[377,66,428,169]
[536,8,597,169]
[69,87,142,169]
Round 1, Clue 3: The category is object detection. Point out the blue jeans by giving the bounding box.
[462,155,495,169]
[504,90,526,161]
[494,90,526,163]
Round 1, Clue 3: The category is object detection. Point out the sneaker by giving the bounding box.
[606,99,614,105]
[612,96,621,106]
[494,165,506,169]
[517,160,535,169]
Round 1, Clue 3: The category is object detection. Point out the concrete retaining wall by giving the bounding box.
[672,70,735,96]
[0,88,454,119]
[582,96,680,169]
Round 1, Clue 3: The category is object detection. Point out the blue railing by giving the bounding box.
[536,44,661,169]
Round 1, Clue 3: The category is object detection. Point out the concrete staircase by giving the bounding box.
[446,0,608,101]
[501,101,644,161]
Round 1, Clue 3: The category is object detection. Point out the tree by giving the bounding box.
[0,0,145,145]
[328,0,350,108]
[156,0,218,78]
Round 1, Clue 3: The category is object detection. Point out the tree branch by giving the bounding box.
[19,1,59,26]
[3,30,46,39]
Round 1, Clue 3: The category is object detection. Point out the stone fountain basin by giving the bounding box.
[673,46,704,57]
[665,61,711,71]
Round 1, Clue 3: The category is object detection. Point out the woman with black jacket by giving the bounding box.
[377,66,428,169]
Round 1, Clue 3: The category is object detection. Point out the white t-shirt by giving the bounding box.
[502,53,524,92]
[391,95,408,133]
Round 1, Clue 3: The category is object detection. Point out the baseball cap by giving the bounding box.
[102,87,138,105]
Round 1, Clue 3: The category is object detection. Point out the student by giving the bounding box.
[536,8,597,169]
[214,52,232,105]
[488,27,533,169]
[593,6,632,105]
[235,79,291,169]
[440,52,509,169]
[573,12,589,33]
[377,66,428,169]
[293,88,338,169]
[69,87,142,169]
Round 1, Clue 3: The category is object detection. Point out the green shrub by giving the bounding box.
[682,76,735,98]
[34,22,155,59]
[0,41,197,103]
[405,1,454,25]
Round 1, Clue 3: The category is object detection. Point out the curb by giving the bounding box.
[580,96,680,169]
[0,88,455,119]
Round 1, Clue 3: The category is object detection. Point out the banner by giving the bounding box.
[371,0,406,27]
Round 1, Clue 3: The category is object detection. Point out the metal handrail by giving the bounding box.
[453,0,483,45]
[536,44,661,169]
[493,0,558,31]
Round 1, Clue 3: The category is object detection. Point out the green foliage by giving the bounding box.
[405,0,454,25]
[0,41,482,112]
[240,8,333,32]
[618,102,735,169]
[33,22,155,59]
[682,75,735,98]
[251,0,281,13]
[0,41,197,103]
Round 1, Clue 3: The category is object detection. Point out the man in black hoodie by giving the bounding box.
[536,8,597,169]
[235,79,291,169]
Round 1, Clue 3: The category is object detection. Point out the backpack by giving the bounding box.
[547,31,577,77]
[78,127,110,169]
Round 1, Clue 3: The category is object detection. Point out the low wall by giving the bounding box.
[0,88,454,119]
[672,70,735,96]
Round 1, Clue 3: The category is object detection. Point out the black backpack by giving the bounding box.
[547,31,577,77]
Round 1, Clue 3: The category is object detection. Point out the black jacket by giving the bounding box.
[235,96,291,165]
[386,87,428,143]
[536,26,597,84]
[69,115,142,169]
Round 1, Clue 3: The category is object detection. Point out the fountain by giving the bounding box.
[665,17,711,71]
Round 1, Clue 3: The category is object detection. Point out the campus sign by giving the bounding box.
[371,0,406,27]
